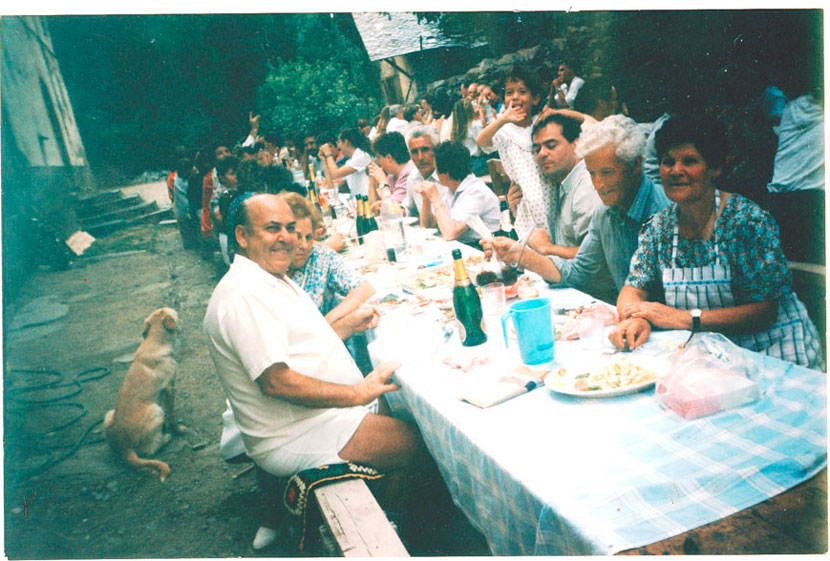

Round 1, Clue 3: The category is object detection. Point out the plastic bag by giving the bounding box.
[656,333,761,419]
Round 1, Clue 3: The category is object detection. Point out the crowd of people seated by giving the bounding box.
[161,58,825,546]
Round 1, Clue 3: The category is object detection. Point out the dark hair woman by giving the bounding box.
[318,128,372,197]
[611,114,823,370]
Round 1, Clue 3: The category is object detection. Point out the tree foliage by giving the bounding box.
[255,14,381,141]
[46,14,380,182]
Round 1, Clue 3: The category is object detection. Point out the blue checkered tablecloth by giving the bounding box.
[368,286,827,555]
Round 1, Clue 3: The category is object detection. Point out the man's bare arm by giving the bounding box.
[256,361,401,408]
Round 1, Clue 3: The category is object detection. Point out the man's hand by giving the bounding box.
[608,318,651,350]
[249,112,260,133]
[480,236,520,264]
[527,228,553,253]
[355,305,381,331]
[506,182,523,215]
[353,360,402,405]
[368,161,387,185]
[620,301,688,330]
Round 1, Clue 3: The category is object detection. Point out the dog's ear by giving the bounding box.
[142,318,151,339]
[162,311,177,331]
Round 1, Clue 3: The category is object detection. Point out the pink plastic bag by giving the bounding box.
[656,333,760,419]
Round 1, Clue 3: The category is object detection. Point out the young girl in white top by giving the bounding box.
[477,65,550,237]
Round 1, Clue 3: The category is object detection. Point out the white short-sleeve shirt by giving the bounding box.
[344,148,371,196]
[203,254,365,458]
[449,174,501,244]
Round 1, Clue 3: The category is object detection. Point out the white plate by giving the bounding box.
[401,216,419,225]
[544,375,655,398]
[544,356,657,398]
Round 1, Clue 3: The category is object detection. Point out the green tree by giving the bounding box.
[255,13,381,140]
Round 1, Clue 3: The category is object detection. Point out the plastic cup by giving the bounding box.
[481,282,506,316]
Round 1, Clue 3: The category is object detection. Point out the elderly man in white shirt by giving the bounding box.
[401,125,452,217]
[416,141,500,246]
[204,193,421,478]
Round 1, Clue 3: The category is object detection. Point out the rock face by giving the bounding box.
[422,32,603,96]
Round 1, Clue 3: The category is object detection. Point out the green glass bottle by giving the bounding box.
[355,196,365,245]
[365,195,379,233]
[451,249,487,346]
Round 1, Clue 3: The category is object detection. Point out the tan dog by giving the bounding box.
[103,307,184,481]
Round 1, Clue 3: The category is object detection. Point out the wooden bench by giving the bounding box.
[314,478,409,557]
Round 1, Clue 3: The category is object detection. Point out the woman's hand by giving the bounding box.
[415,182,441,204]
[620,301,690,330]
[323,231,346,252]
[318,143,335,159]
[608,318,651,350]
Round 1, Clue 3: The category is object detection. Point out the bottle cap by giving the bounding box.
[451,249,462,259]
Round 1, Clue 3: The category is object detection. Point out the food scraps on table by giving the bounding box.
[442,354,491,373]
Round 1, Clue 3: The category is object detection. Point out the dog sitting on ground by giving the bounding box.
[103,307,184,481]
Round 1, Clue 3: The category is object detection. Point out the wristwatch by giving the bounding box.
[690,308,702,332]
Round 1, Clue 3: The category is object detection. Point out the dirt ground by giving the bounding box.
[3,190,489,558]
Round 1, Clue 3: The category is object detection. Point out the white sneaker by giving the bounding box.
[252,526,279,550]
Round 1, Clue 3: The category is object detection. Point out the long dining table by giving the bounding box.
[344,229,826,555]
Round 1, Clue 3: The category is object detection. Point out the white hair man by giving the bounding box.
[401,125,452,217]
[484,115,670,303]
[204,193,421,478]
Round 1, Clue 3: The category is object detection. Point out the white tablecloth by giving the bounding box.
[364,248,827,555]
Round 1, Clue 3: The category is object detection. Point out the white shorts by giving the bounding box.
[249,406,371,477]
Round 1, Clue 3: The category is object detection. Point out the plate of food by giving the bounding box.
[399,266,454,294]
[544,355,657,398]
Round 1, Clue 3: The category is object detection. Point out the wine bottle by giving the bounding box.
[308,184,323,215]
[355,196,365,245]
[451,249,487,347]
[494,196,518,240]
[365,195,379,233]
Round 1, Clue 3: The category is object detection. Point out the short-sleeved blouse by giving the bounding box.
[290,243,364,315]
[626,194,791,304]
[344,148,371,196]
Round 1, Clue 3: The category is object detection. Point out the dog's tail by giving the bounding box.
[124,449,171,482]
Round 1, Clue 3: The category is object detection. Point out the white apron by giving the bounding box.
[662,191,824,370]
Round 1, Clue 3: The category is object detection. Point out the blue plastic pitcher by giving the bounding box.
[501,298,555,365]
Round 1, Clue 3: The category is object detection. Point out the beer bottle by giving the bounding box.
[451,249,487,346]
